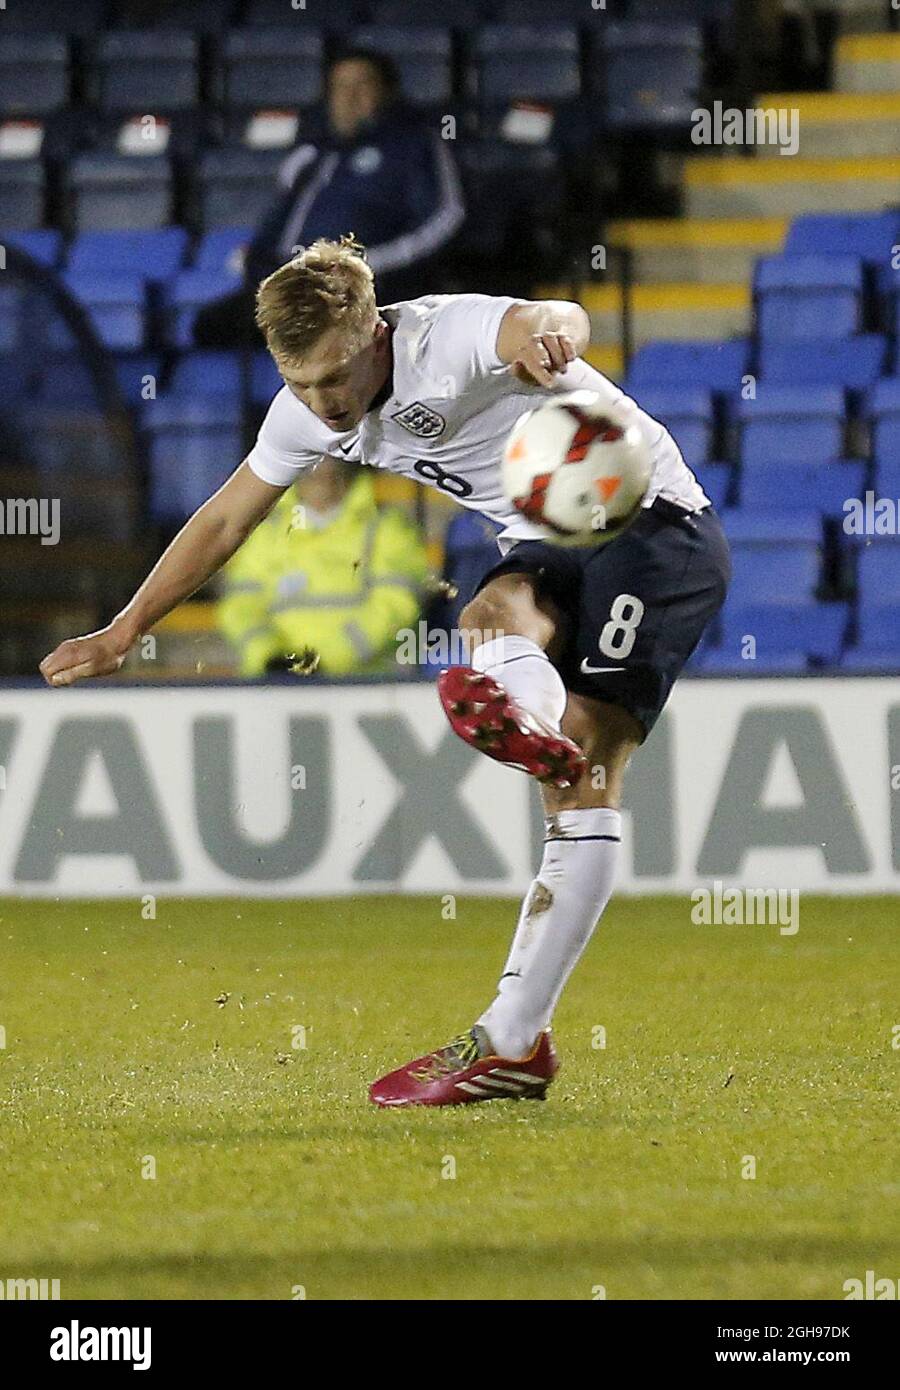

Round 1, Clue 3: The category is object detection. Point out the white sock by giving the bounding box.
[477,807,622,1059]
[471,635,567,730]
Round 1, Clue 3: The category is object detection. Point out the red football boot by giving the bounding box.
[369,1025,559,1108]
[437,666,586,790]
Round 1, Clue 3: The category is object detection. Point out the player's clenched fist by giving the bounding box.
[511,332,577,388]
[39,626,131,687]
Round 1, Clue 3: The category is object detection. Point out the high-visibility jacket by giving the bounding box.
[218,474,428,677]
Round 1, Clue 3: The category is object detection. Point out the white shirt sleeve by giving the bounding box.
[245,386,328,487]
[420,293,525,387]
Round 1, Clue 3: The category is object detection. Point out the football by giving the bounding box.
[502,390,652,546]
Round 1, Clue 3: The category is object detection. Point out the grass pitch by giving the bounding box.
[0,895,897,1301]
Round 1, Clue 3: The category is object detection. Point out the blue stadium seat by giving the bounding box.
[12,404,124,475]
[697,647,809,675]
[695,461,732,511]
[870,378,900,467]
[32,352,162,408]
[0,0,105,34]
[738,462,865,519]
[351,27,453,108]
[499,0,608,18]
[143,395,243,523]
[456,138,563,259]
[68,153,173,231]
[194,226,254,272]
[1,229,64,267]
[875,459,900,496]
[0,355,28,405]
[111,0,237,30]
[759,336,887,390]
[0,160,45,229]
[217,30,324,110]
[92,31,200,112]
[0,285,23,353]
[736,384,845,422]
[372,0,483,26]
[638,386,714,464]
[785,210,900,267]
[627,340,749,393]
[755,254,863,340]
[68,228,189,283]
[0,35,70,116]
[857,540,900,605]
[475,26,582,107]
[162,270,241,349]
[858,598,900,653]
[55,271,147,352]
[840,648,900,672]
[600,22,702,130]
[740,418,844,467]
[194,149,284,230]
[246,0,362,24]
[722,510,822,605]
[251,349,283,406]
[718,602,848,663]
[171,350,243,397]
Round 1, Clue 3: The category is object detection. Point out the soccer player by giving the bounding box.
[40,237,730,1108]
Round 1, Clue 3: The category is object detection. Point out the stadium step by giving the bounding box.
[834,32,900,93]
[579,282,750,349]
[605,218,786,286]
[753,92,900,159]
[684,155,900,218]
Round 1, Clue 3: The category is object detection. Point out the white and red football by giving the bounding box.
[502,390,652,547]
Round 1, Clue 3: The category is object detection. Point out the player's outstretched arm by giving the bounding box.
[39,461,287,687]
[496,300,591,388]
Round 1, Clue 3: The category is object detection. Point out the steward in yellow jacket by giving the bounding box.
[218,460,428,677]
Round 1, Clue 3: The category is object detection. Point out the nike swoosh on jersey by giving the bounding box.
[580,659,626,674]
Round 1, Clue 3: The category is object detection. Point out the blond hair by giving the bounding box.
[255,235,376,365]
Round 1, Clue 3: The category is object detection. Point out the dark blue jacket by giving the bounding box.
[247,106,464,285]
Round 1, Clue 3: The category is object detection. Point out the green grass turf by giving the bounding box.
[0,895,897,1301]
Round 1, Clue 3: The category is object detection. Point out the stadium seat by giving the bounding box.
[875,459,900,497]
[599,22,703,130]
[627,340,749,393]
[869,378,900,467]
[111,0,237,30]
[499,0,610,20]
[246,0,362,23]
[0,0,106,34]
[858,598,900,654]
[736,385,845,422]
[143,395,243,524]
[350,27,453,108]
[171,350,243,397]
[162,270,241,349]
[372,0,483,27]
[0,35,70,116]
[11,403,124,476]
[475,26,582,107]
[32,351,162,408]
[0,355,28,406]
[754,254,863,341]
[194,149,284,231]
[696,647,809,675]
[0,160,45,230]
[251,349,283,406]
[55,271,148,352]
[857,541,900,605]
[194,226,253,273]
[759,336,887,390]
[1,229,64,268]
[91,31,200,112]
[738,462,865,519]
[695,462,732,511]
[722,511,822,605]
[216,30,324,111]
[840,648,900,672]
[739,418,844,467]
[455,138,564,261]
[784,211,900,268]
[718,599,849,664]
[0,285,23,353]
[67,153,173,231]
[68,228,190,283]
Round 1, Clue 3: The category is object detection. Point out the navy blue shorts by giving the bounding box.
[476,499,731,737]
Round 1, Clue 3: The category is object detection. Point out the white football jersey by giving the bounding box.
[247,293,710,552]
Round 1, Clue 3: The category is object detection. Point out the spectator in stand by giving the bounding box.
[195,49,465,347]
[217,457,429,677]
